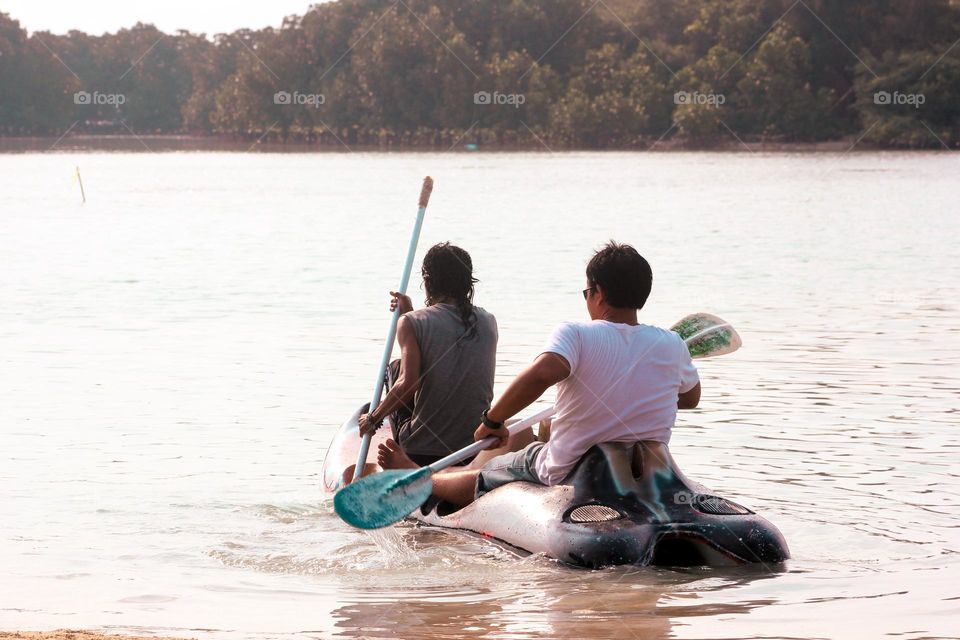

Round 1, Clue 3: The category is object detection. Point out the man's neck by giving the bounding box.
[599,307,639,326]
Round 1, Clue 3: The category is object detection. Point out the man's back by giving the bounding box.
[535,320,699,485]
[400,303,498,456]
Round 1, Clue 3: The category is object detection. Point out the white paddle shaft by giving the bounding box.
[426,406,556,473]
[352,177,433,482]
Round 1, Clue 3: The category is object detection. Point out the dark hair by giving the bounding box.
[585,241,653,309]
[421,242,478,336]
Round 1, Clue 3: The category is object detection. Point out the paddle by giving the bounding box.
[335,407,556,529]
[334,312,741,529]
[349,176,434,484]
[670,312,742,359]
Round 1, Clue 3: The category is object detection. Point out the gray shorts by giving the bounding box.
[475,441,545,498]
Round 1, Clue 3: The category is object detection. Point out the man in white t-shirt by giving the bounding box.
[430,241,702,507]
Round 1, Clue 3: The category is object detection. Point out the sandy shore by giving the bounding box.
[0,633,191,640]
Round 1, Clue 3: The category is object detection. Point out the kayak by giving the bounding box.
[322,404,790,569]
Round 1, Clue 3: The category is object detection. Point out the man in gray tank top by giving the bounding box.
[358,243,498,466]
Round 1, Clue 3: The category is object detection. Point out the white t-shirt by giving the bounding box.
[534,320,700,485]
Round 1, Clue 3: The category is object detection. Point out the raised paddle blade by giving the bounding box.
[672,312,743,359]
[334,467,433,529]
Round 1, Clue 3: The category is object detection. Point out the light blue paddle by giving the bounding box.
[335,407,555,529]
[350,176,433,484]
[334,312,741,529]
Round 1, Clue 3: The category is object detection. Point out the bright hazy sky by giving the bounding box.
[4,0,328,36]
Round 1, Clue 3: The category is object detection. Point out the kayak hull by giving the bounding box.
[322,405,790,569]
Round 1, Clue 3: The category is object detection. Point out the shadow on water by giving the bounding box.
[327,552,787,639]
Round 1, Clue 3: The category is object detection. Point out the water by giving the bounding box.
[1,151,958,639]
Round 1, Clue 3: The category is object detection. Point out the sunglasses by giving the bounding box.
[582,286,595,300]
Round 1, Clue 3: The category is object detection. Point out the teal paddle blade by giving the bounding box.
[334,467,433,529]
[671,312,742,359]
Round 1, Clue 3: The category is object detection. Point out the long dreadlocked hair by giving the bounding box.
[421,242,479,338]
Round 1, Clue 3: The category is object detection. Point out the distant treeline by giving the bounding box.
[1,0,959,148]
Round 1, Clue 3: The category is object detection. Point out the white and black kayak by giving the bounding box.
[321,404,790,569]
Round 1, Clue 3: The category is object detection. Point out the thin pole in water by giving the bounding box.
[76,166,86,204]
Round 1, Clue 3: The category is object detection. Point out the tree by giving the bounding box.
[671,44,740,143]
[110,24,191,131]
[734,23,837,140]
[550,44,671,147]
[210,30,286,136]
[0,13,30,133]
[853,47,960,147]
[474,50,558,135]
[0,0,958,146]
[348,6,479,134]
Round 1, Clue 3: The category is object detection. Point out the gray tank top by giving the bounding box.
[398,303,497,456]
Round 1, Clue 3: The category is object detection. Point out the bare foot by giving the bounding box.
[378,439,419,470]
[341,462,380,485]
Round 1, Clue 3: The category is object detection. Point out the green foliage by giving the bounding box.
[0,0,958,147]
[550,44,670,147]
[670,45,740,142]
[853,47,960,147]
[0,15,80,133]
[479,51,559,134]
[734,24,837,140]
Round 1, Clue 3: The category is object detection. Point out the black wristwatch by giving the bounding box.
[481,409,505,430]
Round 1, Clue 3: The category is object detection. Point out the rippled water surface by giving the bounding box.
[1,151,958,639]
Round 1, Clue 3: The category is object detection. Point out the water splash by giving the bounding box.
[364,525,421,567]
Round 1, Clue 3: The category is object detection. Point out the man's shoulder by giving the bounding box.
[640,323,680,339]
[408,304,459,319]
[544,320,587,343]
[404,306,450,333]
[545,321,680,349]
[568,320,667,335]
[584,322,682,348]
[473,305,496,321]
[635,324,686,347]
[555,319,590,333]
[405,306,434,322]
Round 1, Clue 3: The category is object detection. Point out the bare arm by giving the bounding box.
[359,317,421,434]
[475,352,571,447]
[678,381,701,410]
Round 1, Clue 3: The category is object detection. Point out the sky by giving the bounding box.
[3,0,328,36]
